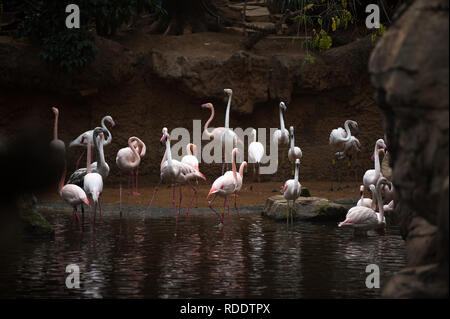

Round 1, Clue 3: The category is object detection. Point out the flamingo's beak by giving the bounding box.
[84,198,90,207]
[197,171,206,181]
[207,187,217,199]
[111,120,116,127]
[370,154,375,161]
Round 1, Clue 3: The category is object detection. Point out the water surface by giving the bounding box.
[0,211,406,298]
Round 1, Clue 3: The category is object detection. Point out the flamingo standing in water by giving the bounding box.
[146,128,205,217]
[207,148,240,226]
[129,138,146,196]
[116,137,144,216]
[338,177,392,231]
[363,139,386,189]
[50,107,65,154]
[181,143,202,212]
[83,134,104,222]
[248,128,264,193]
[281,159,301,225]
[70,115,115,169]
[287,126,302,177]
[228,160,247,215]
[58,166,90,230]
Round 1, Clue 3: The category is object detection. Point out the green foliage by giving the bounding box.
[311,29,332,51]
[13,0,161,71]
[370,23,386,42]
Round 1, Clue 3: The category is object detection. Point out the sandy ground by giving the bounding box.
[37,180,360,208]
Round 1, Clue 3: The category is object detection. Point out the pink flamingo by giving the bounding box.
[146,128,206,218]
[338,177,392,231]
[83,134,103,222]
[116,137,143,216]
[357,185,377,210]
[181,143,202,213]
[363,139,386,189]
[207,148,240,226]
[228,160,247,215]
[58,166,90,230]
[69,115,115,169]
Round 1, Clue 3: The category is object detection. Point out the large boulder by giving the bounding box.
[369,0,449,298]
[262,195,348,222]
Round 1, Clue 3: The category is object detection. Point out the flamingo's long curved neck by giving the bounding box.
[370,187,377,210]
[252,130,257,143]
[294,163,299,182]
[225,94,232,129]
[101,117,112,144]
[129,138,141,168]
[53,111,59,141]
[343,120,352,142]
[203,106,215,138]
[86,138,92,174]
[58,166,66,195]
[290,132,295,150]
[239,161,246,178]
[165,136,172,168]
[98,135,108,171]
[376,183,385,223]
[279,107,286,131]
[374,142,381,175]
[232,149,237,182]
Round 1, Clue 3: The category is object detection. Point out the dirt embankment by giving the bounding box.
[0,30,384,186]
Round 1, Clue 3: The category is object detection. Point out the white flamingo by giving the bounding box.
[329,120,360,158]
[273,102,289,146]
[363,139,387,189]
[288,126,302,174]
[69,115,115,169]
[83,134,104,222]
[207,148,240,226]
[281,159,302,225]
[248,128,264,192]
[338,177,392,231]
[116,137,143,216]
[146,128,205,217]
[181,143,203,213]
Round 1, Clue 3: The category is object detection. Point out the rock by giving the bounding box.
[262,195,347,222]
[382,263,449,298]
[18,195,54,239]
[369,0,449,298]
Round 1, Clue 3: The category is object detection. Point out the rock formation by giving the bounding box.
[369,0,449,298]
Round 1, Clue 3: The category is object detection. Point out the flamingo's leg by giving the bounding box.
[119,175,123,218]
[178,183,183,216]
[186,180,198,217]
[234,193,239,216]
[222,197,228,224]
[172,184,176,215]
[257,162,262,195]
[145,180,161,218]
[208,194,221,222]
[69,207,76,227]
[127,172,131,205]
[133,168,141,196]
[98,197,103,221]
[291,199,295,224]
[75,149,85,170]
[74,206,81,231]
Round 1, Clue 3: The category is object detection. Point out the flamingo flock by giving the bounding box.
[50,89,395,234]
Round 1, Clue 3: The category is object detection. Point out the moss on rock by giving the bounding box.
[18,195,54,239]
